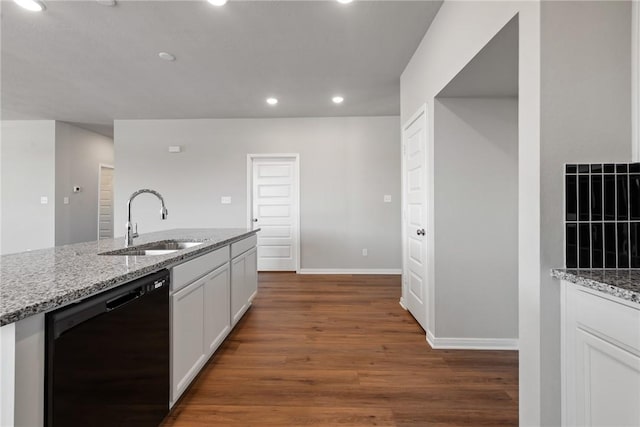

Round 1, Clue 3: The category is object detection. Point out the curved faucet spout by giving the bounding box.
[125,189,169,247]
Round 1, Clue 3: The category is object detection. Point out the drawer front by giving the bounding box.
[172,247,229,292]
[231,234,258,259]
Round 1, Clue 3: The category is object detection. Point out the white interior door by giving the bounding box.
[98,165,114,240]
[403,109,428,331]
[250,156,299,271]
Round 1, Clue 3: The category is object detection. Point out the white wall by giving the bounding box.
[114,116,401,270]
[401,2,541,424]
[433,97,518,341]
[539,2,632,424]
[0,121,56,255]
[402,1,632,425]
[55,122,114,246]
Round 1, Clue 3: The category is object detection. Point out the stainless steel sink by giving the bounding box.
[100,240,204,256]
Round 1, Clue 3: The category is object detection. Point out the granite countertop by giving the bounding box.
[551,269,640,305]
[0,228,258,326]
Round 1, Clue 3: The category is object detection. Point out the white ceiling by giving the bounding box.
[1,0,443,137]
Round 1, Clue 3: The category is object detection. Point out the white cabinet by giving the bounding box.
[562,281,640,427]
[204,265,231,354]
[231,247,258,326]
[170,235,257,405]
[171,263,230,404]
[171,276,206,402]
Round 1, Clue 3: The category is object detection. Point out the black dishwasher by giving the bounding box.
[45,269,170,427]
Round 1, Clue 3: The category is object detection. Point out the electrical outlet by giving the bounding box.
[63,197,69,205]
[221,196,232,204]
[362,248,368,257]
[40,196,48,205]
[384,195,392,203]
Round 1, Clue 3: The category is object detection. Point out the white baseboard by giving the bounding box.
[427,330,518,350]
[426,329,436,348]
[399,298,407,310]
[297,268,402,275]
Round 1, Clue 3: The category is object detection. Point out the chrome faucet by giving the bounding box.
[125,189,168,247]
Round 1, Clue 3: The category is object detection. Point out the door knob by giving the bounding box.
[253,218,258,222]
[416,229,425,236]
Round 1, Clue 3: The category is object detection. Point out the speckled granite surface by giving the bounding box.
[551,269,640,305]
[0,228,258,326]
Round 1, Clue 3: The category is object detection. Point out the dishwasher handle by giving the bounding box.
[106,289,142,311]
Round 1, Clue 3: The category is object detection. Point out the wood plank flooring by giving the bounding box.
[162,273,518,426]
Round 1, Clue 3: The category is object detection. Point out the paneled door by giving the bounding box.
[402,108,428,331]
[249,155,299,271]
[98,165,114,239]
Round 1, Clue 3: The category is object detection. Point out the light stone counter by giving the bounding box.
[551,268,640,305]
[0,228,258,326]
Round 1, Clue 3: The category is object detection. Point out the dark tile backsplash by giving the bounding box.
[565,163,640,269]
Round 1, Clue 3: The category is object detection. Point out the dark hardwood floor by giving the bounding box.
[162,273,518,426]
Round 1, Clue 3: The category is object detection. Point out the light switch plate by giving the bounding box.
[63,197,69,205]
[221,196,232,205]
[384,195,392,203]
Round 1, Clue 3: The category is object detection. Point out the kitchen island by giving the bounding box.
[0,228,259,426]
[552,269,640,426]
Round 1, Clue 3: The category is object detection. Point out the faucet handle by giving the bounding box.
[133,223,139,238]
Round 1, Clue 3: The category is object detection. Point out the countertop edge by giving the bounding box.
[0,229,258,327]
[551,269,640,305]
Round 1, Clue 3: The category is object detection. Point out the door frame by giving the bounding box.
[633,0,640,161]
[400,104,434,339]
[246,153,301,273]
[97,163,114,240]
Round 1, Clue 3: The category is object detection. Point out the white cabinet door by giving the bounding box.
[231,247,259,326]
[231,255,247,326]
[574,328,640,426]
[245,248,258,303]
[171,279,206,403]
[204,264,231,355]
[563,282,640,427]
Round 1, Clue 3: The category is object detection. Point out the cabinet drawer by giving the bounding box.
[231,234,257,258]
[172,247,229,292]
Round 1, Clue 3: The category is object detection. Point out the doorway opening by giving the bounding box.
[402,16,520,350]
[247,154,300,272]
[432,15,519,349]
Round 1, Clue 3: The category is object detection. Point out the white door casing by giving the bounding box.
[247,154,300,272]
[98,164,114,240]
[401,106,429,332]
[634,1,640,162]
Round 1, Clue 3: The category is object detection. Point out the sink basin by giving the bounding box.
[100,240,204,256]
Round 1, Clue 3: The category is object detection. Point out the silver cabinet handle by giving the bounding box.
[416,229,425,236]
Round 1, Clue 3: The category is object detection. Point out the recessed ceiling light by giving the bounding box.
[13,0,46,12]
[266,98,279,106]
[332,96,345,104]
[207,0,228,6]
[337,0,353,4]
[158,52,176,62]
[96,0,117,6]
